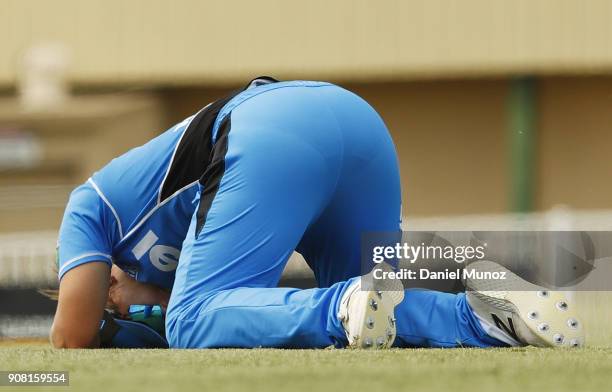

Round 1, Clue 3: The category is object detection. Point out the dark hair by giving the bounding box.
[38,258,59,300]
[38,288,59,301]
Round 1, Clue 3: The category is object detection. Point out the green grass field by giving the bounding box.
[2,293,610,392]
[1,341,610,392]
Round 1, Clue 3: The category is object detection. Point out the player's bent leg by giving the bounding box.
[167,84,352,348]
[166,268,402,349]
[167,283,352,348]
[464,260,585,347]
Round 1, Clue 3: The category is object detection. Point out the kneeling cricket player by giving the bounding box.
[51,77,584,349]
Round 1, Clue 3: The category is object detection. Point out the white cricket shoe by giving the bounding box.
[338,264,404,349]
[465,260,585,348]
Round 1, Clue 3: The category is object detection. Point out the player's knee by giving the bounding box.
[166,291,247,348]
[165,300,189,348]
[164,293,189,346]
[165,320,184,348]
[165,293,219,348]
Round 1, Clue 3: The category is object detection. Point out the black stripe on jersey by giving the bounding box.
[195,116,231,237]
[159,76,279,203]
[159,93,237,202]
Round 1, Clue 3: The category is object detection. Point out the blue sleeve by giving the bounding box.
[57,181,119,280]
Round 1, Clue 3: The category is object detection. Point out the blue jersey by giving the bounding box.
[56,77,280,287]
[57,116,199,288]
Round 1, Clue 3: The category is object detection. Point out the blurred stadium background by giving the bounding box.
[0,0,611,346]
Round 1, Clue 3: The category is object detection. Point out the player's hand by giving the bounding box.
[108,265,169,316]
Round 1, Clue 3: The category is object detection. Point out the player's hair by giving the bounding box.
[39,288,59,301]
[38,259,59,300]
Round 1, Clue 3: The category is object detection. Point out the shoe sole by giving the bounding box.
[503,290,583,347]
[348,289,404,349]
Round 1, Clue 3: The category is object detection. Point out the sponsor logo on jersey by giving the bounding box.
[132,230,180,272]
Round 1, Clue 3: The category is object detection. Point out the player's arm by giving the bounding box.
[53,181,118,348]
[50,262,110,348]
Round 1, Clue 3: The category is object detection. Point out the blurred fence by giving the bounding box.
[4,206,612,286]
[403,208,612,231]
[0,231,58,288]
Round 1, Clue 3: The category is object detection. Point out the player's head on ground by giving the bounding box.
[44,257,169,348]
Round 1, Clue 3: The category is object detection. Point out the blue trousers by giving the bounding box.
[165,81,503,348]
